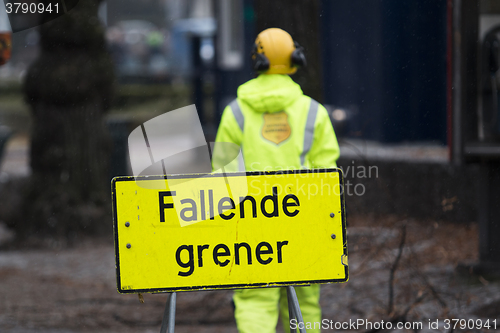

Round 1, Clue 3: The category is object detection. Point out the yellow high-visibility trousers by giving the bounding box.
[233,285,321,333]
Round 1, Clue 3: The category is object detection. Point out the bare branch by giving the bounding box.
[388,224,407,315]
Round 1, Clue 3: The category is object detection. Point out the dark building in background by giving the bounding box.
[217,0,448,144]
[320,0,448,144]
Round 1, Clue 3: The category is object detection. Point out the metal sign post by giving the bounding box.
[287,286,307,333]
[160,292,177,333]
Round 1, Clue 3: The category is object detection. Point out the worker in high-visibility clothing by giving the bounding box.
[213,28,340,333]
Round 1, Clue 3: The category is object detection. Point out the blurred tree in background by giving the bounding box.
[21,0,114,241]
[253,0,323,102]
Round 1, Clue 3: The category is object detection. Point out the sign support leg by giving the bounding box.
[160,292,177,333]
[286,286,307,333]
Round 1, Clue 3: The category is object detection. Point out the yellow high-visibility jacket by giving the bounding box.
[214,74,339,173]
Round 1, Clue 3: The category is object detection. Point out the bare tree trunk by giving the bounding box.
[253,0,323,102]
[22,0,114,241]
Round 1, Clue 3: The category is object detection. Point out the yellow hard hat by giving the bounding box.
[252,28,306,75]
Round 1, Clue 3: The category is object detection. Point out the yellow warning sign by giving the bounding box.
[112,169,348,293]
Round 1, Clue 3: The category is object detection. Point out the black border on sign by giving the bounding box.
[111,168,348,294]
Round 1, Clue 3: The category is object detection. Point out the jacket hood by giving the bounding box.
[237,74,303,113]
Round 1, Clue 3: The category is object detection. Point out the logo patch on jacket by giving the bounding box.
[262,111,291,144]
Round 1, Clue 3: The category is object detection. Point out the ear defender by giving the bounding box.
[252,43,270,73]
[291,41,307,68]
